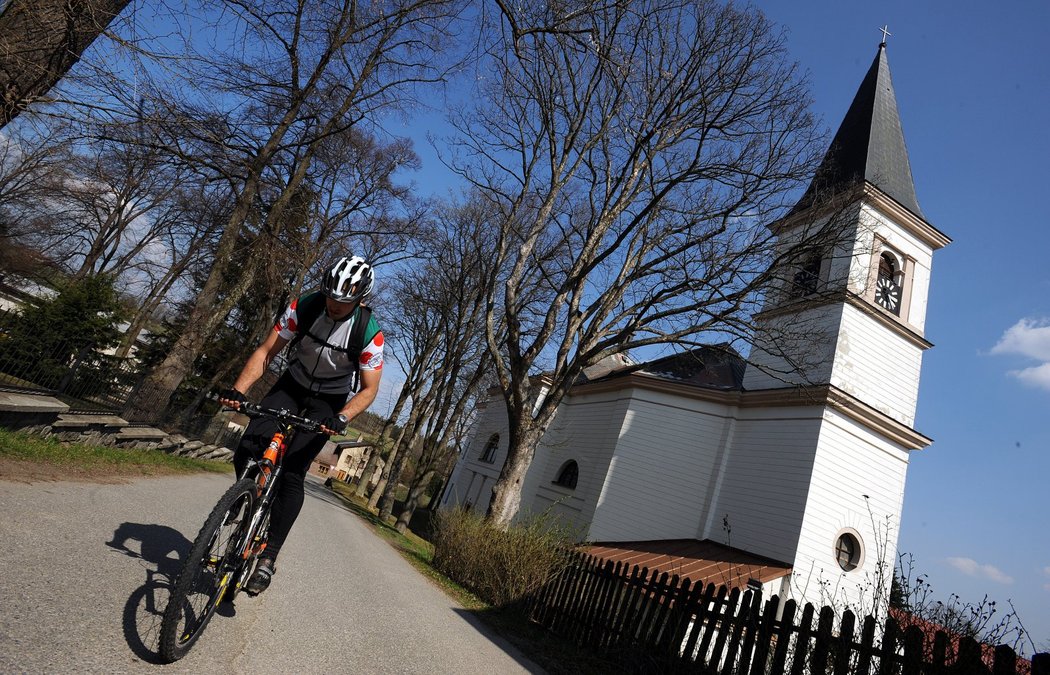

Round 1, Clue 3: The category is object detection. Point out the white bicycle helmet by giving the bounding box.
[321,256,374,303]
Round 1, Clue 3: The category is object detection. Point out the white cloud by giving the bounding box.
[990,318,1050,391]
[1008,363,1050,390]
[991,318,1050,360]
[946,557,1014,584]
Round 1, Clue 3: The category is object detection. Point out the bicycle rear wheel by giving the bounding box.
[158,478,256,662]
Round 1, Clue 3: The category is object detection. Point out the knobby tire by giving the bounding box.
[158,478,257,662]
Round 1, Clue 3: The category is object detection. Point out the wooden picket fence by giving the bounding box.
[526,552,1049,674]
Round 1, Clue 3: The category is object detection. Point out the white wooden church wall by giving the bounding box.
[705,408,826,564]
[518,390,627,535]
[830,304,924,426]
[789,409,909,615]
[586,389,732,542]
[741,305,842,391]
[441,394,509,513]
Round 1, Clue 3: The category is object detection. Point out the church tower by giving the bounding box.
[725,42,951,611]
[743,42,951,426]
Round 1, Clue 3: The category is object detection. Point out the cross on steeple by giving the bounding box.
[879,25,892,45]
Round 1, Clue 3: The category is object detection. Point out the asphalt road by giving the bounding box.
[0,472,543,674]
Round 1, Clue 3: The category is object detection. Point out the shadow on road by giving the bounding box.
[450,607,549,674]
[107,522,191,663]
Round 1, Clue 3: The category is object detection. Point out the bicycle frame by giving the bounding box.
[228,427,291,591]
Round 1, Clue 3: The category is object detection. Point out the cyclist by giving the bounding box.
[218,255,383,595]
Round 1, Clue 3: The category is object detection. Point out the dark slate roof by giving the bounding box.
[585,344,746,391]
[790,44,925,220]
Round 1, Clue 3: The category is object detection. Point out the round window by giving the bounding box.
[835,532,862,571]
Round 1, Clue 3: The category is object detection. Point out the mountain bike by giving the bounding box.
[158,402,322,662]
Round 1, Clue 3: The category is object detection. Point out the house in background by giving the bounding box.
[441,43,950,615]
[0,274,57,313]
[310,437,383,487]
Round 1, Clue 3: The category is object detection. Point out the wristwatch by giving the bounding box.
[337,414,348,427]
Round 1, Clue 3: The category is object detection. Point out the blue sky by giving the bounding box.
[385,0,1050,648]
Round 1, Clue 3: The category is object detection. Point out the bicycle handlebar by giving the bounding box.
[229,402,324,434]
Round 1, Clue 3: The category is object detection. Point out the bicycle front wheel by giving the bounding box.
[158,478,257,662]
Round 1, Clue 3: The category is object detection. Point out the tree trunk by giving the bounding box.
[486,421,546,528]
[123,258,257,422]
[115,258,186,360]
[372,389,431,510]
[376,401,433,520]
[354,398,409,498]
[367,474,388,512]
[376,443,403,521]
[0,0,131,126]
[356,457,382,496]
[174,359,237,431]
[121,173,268,423]
[394,469,434,534]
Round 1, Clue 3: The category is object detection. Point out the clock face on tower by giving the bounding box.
[875,276,901,315]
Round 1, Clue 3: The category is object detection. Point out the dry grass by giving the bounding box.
[431,507,573,608]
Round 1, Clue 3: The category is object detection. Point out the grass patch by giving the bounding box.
[0,427,233,479]
[431,507,572,608]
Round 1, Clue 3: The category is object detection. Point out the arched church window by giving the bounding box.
[479,434,499,463]
[874,251,903,316]
[835,531,862,572]
[553,460,579,489]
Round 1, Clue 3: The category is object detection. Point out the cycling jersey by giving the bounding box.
[273,293,384,395]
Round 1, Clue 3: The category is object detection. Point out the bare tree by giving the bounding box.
[451,1,835,525]
[0,0,131,126]
[285,126,423,290]
[114,184,229,360]
[388,355,490,532]
[367,197,497,524]
[0,119,72,277]
[26,127,188,280]
[893,553,1038,659]
[123,0,465,422]
[0,118,72,217]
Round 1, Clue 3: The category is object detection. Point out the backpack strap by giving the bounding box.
[346,305,373,391]
[286,291,327,353]
[347,305,373,357]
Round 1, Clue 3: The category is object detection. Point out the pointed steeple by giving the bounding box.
[790,44,925,219]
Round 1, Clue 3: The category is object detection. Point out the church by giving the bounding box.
[440,42,950,614]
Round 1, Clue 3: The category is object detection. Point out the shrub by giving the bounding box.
[431,508,574,608]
